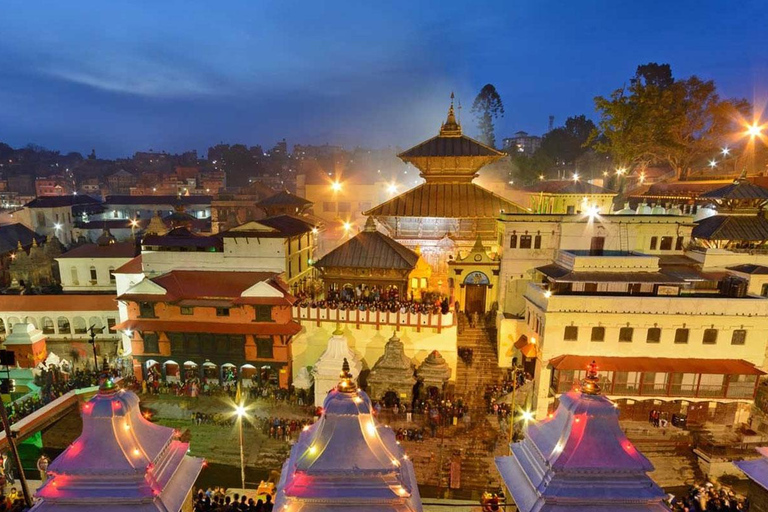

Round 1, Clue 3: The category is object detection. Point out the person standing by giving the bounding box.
[37,454,50,483]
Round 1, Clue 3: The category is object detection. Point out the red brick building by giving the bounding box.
[117,270,300,387]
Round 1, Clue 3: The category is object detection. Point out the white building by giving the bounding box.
[56,237,137,292]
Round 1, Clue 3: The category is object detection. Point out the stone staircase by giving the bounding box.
[455,324,504,411]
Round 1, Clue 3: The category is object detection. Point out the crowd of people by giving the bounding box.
[193,488,274,512]
[669,483,746,511]
[295,285,451,315]
[0,490,25,512]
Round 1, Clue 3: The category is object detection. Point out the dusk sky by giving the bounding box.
[1,1,767,158]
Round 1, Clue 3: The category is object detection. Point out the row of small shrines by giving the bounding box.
[29,362,763,511]
[295,330,452,407]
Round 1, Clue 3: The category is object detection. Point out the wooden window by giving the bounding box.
[323,202,335,212]
[675,237,684,250]
[520,235,532,249]
[564,326,578,341]
[216,308,230,317]
[731,329,747,345]
[337,202,351,212]
[649,237,658,250]
[619,327,634,342]
[660,236,673,250]
[138,302,155,318]
[255,305,273,322]
[674,328,689,344]
[509,234,517,248]
[107,318,116,333]
[180,306,194,315]
[702,329,718,344]
[584,283,598,293]
[142,332,159,353]
[534,235,542,249]
[591,327,605,342]
[255,337,274,359]
[89,266,98,281]
[646,327,661,343]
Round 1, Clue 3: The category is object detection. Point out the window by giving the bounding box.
[180,306,194,315]
[323,202,335,212]
[89,266,97,282]
[216,308,230,317]
[255,305,273,322]
[591,327,605,342]
[674,328,689,344]
[138,302,155,318]
[703,329,718,344]
[584,283,598,293]
[520,235,532,249]
[646,327,661,343]
[70,267,79,286]
[660,236,673,250]
[675,237,684,250]
[619,327,634,342]
[566,205,575,214]
[337,202,351,212]
[761,283,768,297]
[109,267,115,284]
[255,337,274,359]
[107,318,116,333]
[143,332,159,353]
[534,235,542,249]
[564,326,578,341]
[731,329,747,345]
[649,237,658,250]
[509,234,517,248]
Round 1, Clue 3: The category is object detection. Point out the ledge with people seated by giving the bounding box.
[293,300,454,332]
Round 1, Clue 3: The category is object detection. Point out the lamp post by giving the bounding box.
[87,325,99,371]
[235,404,246,488]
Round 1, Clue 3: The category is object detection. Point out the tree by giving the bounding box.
[539,115,596,165]
[471,84,505,148]
[593,63,750,179]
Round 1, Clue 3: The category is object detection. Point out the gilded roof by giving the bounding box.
[692,214,768,241]
[364,182,527,218]
[315,230,418,270]
[699,177,768,201]
[398,134,503,159]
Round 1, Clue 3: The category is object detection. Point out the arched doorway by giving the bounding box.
[145,360,161,381]
[221,363,237,384]
[183,361,199,381]
[382,390,400,408]
[203,361,218,383]
[464,271,490,315]
[240,364,257,387]
[164,360,180,382]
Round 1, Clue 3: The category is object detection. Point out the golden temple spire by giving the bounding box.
[440,92,462,137]
[336,358,356,392]
[580,360,602,395]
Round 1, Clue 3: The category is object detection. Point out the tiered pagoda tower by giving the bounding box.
[364,95,526,274]
[495,362,670,511]
[275,360,422,511]
[31,380,203,512]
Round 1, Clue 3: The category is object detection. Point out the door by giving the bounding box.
[465,284,487,314]
[590,236,605,255]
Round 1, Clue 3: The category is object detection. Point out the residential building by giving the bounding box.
[105,169,137,195]
[502,130,542,156]
[510,179,617,214]
[19,195,104,245]
[35,175,73,197]
[56,234,138,292]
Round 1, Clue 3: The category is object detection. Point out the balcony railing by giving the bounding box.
[293,305,454,332]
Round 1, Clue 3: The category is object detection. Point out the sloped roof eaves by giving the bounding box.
[398,134,504,158]
[693,215,768,241]
[364,182,526,217]
[315,232,418,270]
[699,182,768,200]
[256,191,312,207]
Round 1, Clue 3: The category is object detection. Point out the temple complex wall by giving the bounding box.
[291,322,458,387]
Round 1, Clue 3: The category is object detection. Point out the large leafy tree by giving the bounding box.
[471,84,505,148]
[539,115,596,165]
[593,63,750,179]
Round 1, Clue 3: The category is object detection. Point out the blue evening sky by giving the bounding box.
[0,0,766,157]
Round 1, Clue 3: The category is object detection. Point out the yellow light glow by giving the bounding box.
[311,227,319,235]
[235,405,246,418]
[391,459,399,466]
[639,172,646,183]
[133,449,140,456]
[303,425,310,432]
[366,421,376,436]
[748,123,763,137]
[572,172,579,182]
[331,181,342,192]
[353,396,362,404]
[342,221,352,232]
[544,290,552,298]
[387,183,398,194]
[616,167,626,175]
[397,487,408,496]
[403,454,408,460]
[124,423,130,430]
[308,445,317,455]
[587,205,600,218]
[530,337,536,344]
[538,174,545,180]
[522,410,535,422]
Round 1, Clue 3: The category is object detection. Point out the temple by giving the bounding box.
[364,95,526,275]
[31,379,203,511]
[495,362,670,511]
[275,360,422,511]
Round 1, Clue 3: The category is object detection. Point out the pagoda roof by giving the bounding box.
[692,214,768,241]
[256,189,312,207]
[275,375,421,511]
[32,385,202,511]
[495,387,668,511]
[523,180,614,195]
[735,447,768,493]
[698,175,768,201]
[315,220,418,270]
[398,133,503,159]
[364,182,527,218]
[222,215,316,238]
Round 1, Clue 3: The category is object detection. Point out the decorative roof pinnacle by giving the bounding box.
[336,358,356,392]
[580,360,601,395]
[440,92,462,137]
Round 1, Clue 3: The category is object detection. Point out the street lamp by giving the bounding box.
[572,172,579,182]
[87,325,100,371]
[387,183,398,194]
[331,181,342,192]
[747,123,763,138]
[234,404,247,489]
[721,147,730,157]
[708,159,718,169]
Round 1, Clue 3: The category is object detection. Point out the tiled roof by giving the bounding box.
[536,264,684,283]
[256,190,312,207]
[364,182,527,217]
[105,195,212,205]
[727,264,768,275]
[142,227,222,249]
[115,319,301,336]
[239,215,316,237]
[398,134,503,158]
[315,230,419,270]
[0,223,45,254]
[699,179,768,201]
[0,294,116,312]
[25,195,102,208]
[549,354,764,375]
[523,180,613,195]
[148,270,282,300]
[635,180,730,199]
[57,242,138,259]
[692,215,768,241]
[113,255,143,274]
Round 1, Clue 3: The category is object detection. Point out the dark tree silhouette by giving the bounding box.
[471,84,505,148]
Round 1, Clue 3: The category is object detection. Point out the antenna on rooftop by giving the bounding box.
[548,115,555,133]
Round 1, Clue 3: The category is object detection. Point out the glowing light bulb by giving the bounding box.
[124,423,130,430]
[331,181,342,192]
[303,425,310,432]
[308,445,317,455]
[387,183,398,194]
[748,123,763,137]
[522,410,535,422]
[366,422,376,436]
[133,449,140,456]
[544,290,552,298]
[572,172,579,182]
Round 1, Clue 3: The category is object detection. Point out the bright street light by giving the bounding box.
[748,123,763,138]
[572,172,579,182]
[616,167,626,175]
[53,223,62,230]
[521,410,535,422]
[639,172,646,184]
[342,221,353,233]
[708,159,717,169]
[387,183,398,194]
[721,147,730,156]
[331,181,342,192]
[235,405,246,418]
[233,403,248,488]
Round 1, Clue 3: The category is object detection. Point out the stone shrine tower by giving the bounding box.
[368,332,415,403]
[312,328,363,406]
[4,323,47,368]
